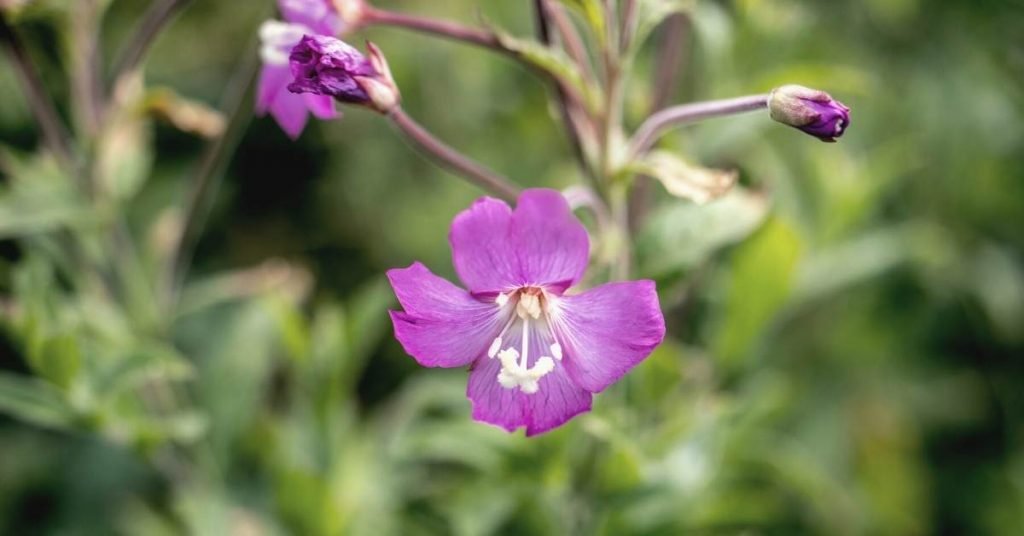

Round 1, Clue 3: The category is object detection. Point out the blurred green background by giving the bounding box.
[1,0,1023,534]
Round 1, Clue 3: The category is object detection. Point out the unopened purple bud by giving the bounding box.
[768,85,850,142]
[287,35,398,112]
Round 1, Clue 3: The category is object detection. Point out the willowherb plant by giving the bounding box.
[0,0,849,458]
[248,0,850,434]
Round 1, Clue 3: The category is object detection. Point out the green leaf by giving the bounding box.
[493,30,600,114]
[638,187,770,278]
[344,277,395,364]
[633,0,697,52]
[631,150,737,204]
[27,332,81,390]
[558,0,607,45]
[711,216,803,369]
[0,150,91,238]
[96,75,154,202]
[0,372,75,429]
[93,343,196,396]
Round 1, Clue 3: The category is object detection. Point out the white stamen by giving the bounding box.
[487,337,502,358]
[519,319,530,369]
[492,287,561,394]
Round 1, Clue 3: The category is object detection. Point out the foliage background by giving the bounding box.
[1,0,1023,534]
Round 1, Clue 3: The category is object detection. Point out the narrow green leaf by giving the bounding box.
[493,30,601,114]
[558,0,607,45]
[633,0,696,52]
[0,372,75,429]
[712,217,803,369]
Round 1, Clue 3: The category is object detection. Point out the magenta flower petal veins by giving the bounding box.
[387,189,666,435]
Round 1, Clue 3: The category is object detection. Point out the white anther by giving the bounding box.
[516,292,543,319]
[531,356,555,377]
[496,293,509,307]
[487,337,503,358]
[550,342,563,361]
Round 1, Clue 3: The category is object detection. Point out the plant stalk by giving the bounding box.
[629,94,769,156]
[109,0,192,90]
[165,48,260,305]
[363,8,510,57]
[388,107,520,201]
[0,14,75,171]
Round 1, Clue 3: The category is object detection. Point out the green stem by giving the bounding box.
[388,107,520,201]
[0,14,75,172]
[363,8,510,57]
[109,0,192,91]
[165,48,259,307]
[533,0,601,190]
[629,94,769,157]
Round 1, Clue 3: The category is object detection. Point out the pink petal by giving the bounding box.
[466,319,592,435]
[304,93,338,120]
[268,92,310,140]
[256,65,291,115]
[387,262,505,368]
[449,197,521,293]
[278,0,341,35]
[551,280,665,393]
[466,354,526,432]
[510,189,589,292]
[522,363,592,436]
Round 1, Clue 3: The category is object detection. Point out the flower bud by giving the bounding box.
[287,35,400,114]
[768,84,850,142]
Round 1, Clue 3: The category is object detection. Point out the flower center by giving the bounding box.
[487,287,561,394]
[259,20,313,65]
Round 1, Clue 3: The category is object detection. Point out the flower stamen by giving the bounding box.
[494,313,557,394]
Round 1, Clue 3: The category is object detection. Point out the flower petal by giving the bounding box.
[449,197,521,293]
[466,355,526,433]
[256,65,291,115]
[268,91,310,140]
[552,280,665,393]
[388,262,504,368]
[278,0,341,35]
[304,93,338,119]
[510,189,589,291]
[522,363,592,436]
[467,354,591,436]
[467,321,592,435]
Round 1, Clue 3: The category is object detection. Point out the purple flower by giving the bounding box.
[287,35,375,103]
[768,84,851,142]
[387,189,666,436]
[287,36,400,114]
[256,0,343,139]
